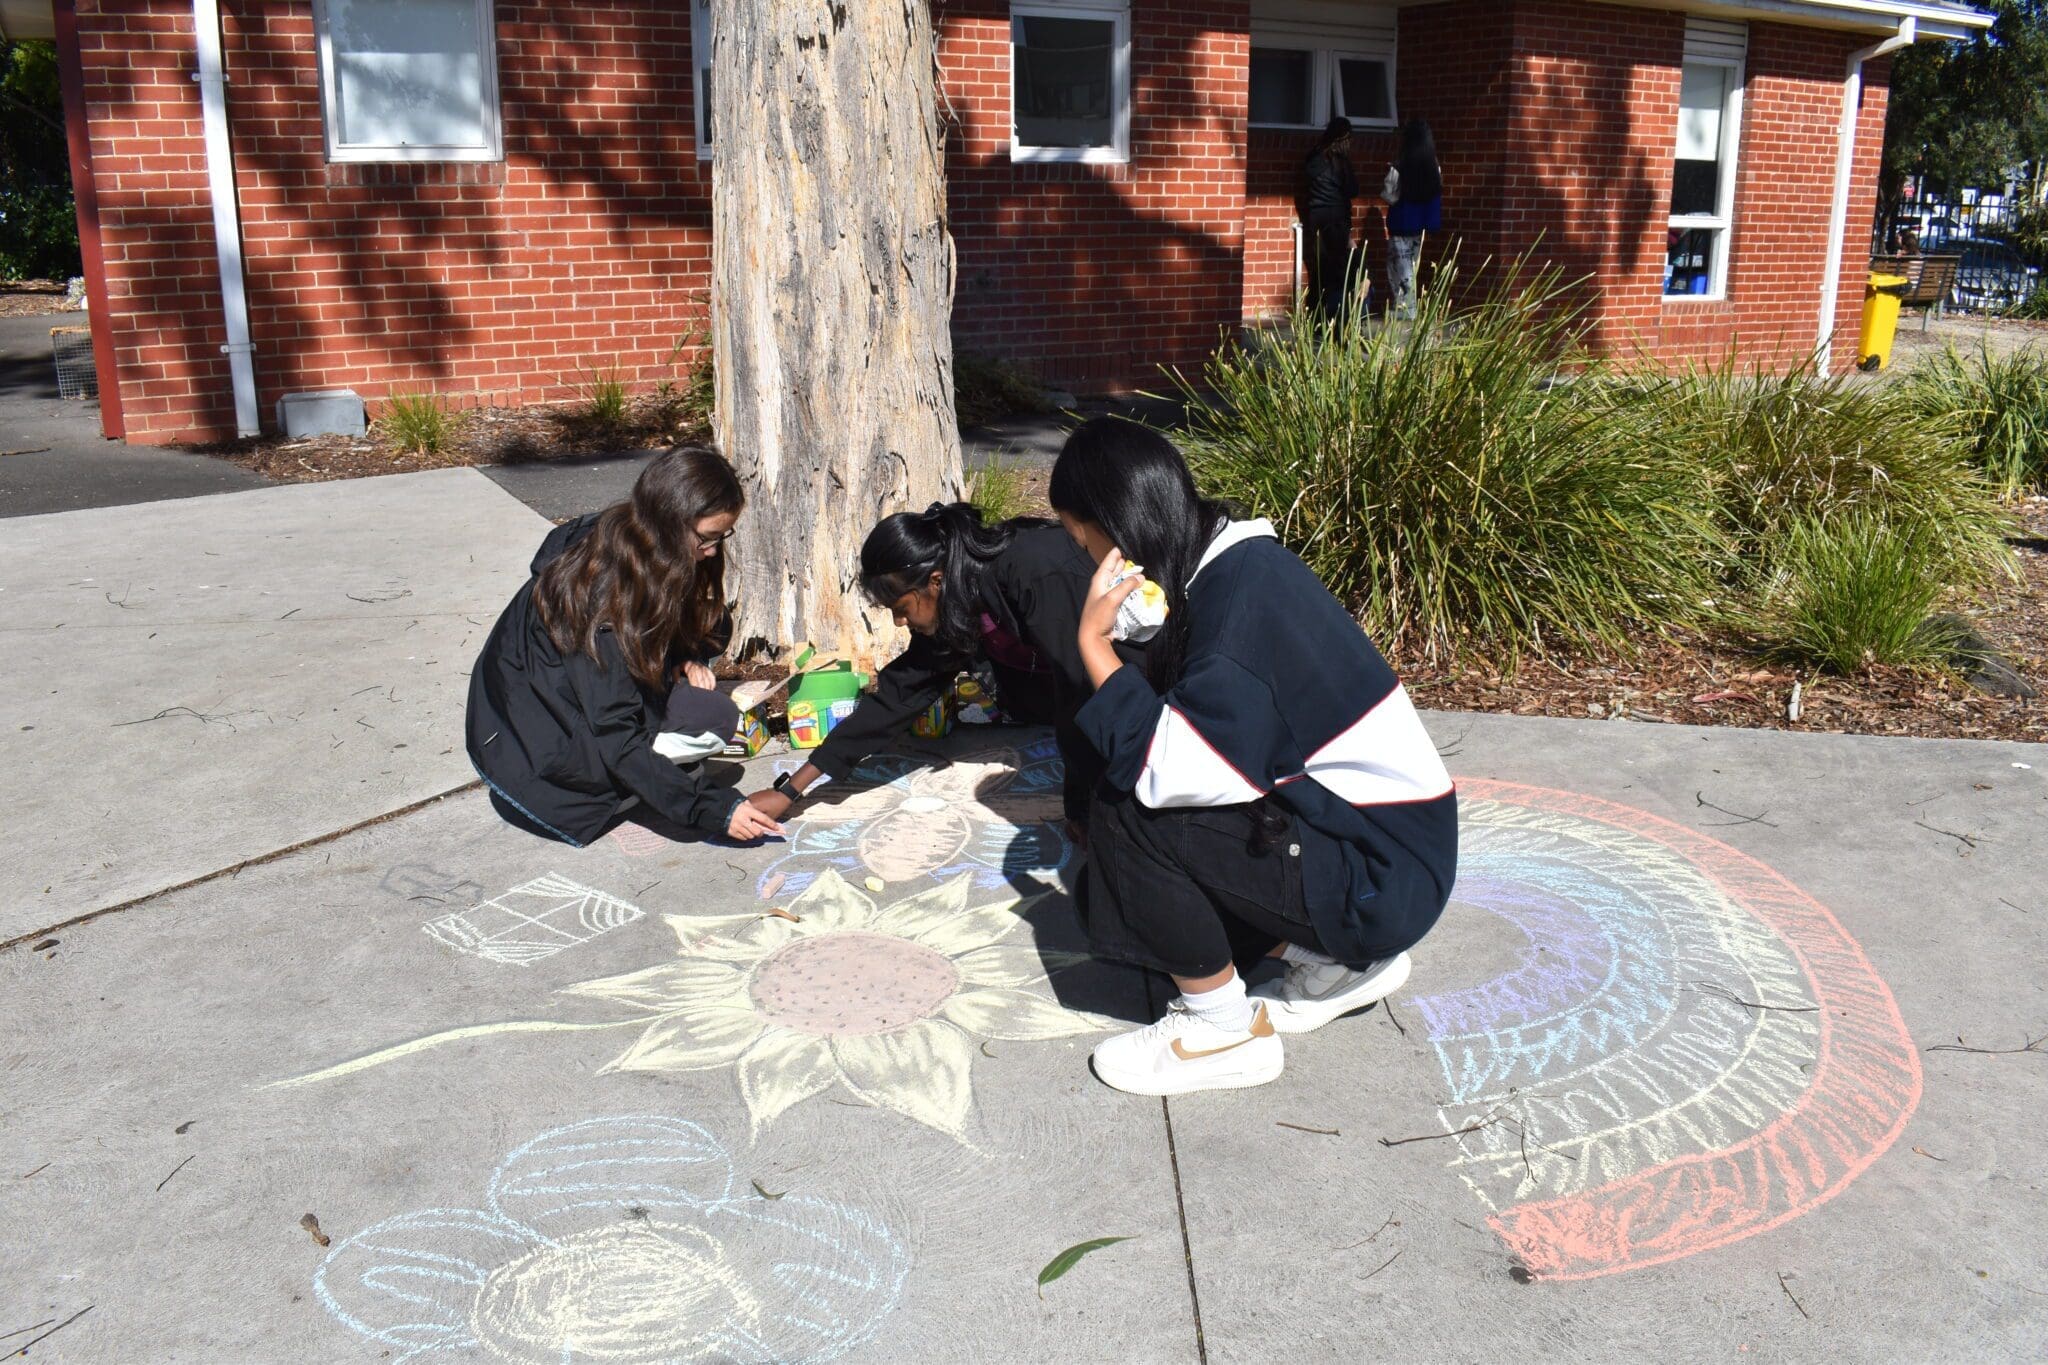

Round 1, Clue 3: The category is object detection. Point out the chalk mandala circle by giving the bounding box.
[1416,781,1921,1280]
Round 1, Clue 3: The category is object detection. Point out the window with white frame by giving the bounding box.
[1247,4,1396,132]
[314,0,502,162]
[692,0,713,159]
[1665,20,1746,300]
[1011,2,1130,164]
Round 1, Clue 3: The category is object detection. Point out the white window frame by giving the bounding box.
[1009,2,1131,165]
[692,0,713,161]
[1666,54,1745,303]
[312,0,503,163]
[1328,48,1396,128]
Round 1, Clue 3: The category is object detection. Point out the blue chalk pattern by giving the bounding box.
[315,1115,909,1363]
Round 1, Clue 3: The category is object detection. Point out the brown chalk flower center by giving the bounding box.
[750,931,959,1037]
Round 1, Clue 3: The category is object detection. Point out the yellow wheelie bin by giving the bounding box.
[1857,272,1908,371]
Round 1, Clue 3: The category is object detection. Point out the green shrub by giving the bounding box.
[0,183,80,280]
[2000,285,2048,322]
[583,365,629,428]
[1640,351,2009,575]
[1175,259,1725,666]
[1736,512,1964,674]
[967,458,1035,523]
[1900,343,2048,496]
[378,391,451,456]
[955,353,1050,429]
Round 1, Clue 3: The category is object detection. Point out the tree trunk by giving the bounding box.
[710,0,963,664]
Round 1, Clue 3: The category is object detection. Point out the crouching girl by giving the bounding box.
[466,446,784,847]
[1054,419,1458,1096]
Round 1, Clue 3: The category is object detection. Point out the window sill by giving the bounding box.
[1010,144,1129,166]
[326,147,502,165]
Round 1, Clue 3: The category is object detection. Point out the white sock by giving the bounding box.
[1179,974,1254,1033]
[1281,941,1339,968]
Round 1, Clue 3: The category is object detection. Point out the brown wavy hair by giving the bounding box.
[533,445,744,689]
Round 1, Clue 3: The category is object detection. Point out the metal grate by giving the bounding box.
[49,327,98,401]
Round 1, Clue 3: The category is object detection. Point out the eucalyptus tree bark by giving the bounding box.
[710,0,963,662]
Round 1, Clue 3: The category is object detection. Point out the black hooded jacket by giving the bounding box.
[466,516,742,845]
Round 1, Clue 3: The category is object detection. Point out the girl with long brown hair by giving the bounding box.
[466,446,784,846]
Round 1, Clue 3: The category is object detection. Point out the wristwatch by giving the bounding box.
[772,772,801,800]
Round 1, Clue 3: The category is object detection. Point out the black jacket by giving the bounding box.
[466,516,743,845]
[810,523,1134,820]
[1077,520,1458,962]
[1301,147,1359,215]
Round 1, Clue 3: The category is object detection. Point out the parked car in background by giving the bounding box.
[1949,239,2039,311]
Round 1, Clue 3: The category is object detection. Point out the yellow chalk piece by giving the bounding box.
[864,876,886,893]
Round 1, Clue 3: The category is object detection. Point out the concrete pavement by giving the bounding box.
[1,473,2044,1362]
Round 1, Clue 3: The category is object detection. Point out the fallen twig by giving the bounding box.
[1695,791,1778,828]
[1360,1249,1403,1283]
[1913,820,1980,851]
[1276,1122,1340,1136]
[0,1321,55,1345]
[1379,1116,1496,1148]
[4,1305,91,1359]
[17,1163,49,1180]
[0,447,52,457]
[1380,996,1409,1039]
[155,1154,195,1192]
[278,607,300,620]
[1926,1033,2046,1056]
[1777,1271,1810,1320]
[113,705,229,729]
[1336,1212,1400,1251]
[1686,981,1819,1014]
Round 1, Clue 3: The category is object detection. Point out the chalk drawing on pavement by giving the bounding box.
[315,1115,908,1364]
[757,738,1070,900]
[1416,781,1921,1280]
[279,870,1107,1142]
[608,823,671,858]
[422,874,643,966]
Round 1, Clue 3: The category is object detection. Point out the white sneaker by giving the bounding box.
[1090,1000,1283,1096]
[1249,952,1412,1035]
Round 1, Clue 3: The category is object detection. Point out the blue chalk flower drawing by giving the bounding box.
[315,1116,908,1364]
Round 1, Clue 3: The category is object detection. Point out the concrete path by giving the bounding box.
[0,467,549,937]
[0,314,271,518]
[0,475,2043,1361]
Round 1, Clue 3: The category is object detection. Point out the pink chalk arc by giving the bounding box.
[1458,780,1922,1281]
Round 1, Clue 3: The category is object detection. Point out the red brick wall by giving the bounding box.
[79,0,707,444]
[937,0,1248,393]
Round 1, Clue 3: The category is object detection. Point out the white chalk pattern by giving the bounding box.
[423,874,643,966]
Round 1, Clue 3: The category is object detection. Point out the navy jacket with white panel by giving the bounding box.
[1076,520,1458,964]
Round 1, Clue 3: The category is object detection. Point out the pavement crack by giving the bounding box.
[1159,1095,1207,1365]
[0,781,483,954]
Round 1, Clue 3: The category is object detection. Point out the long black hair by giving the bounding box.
[1396,118,1441,203]
[859,502,1047,652]
[1048,417,1234,687]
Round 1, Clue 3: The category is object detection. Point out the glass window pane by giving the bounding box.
[1014,16,1116,149]
[330,0,488,149]
[1249,48,1312,126]
[1670,64,1730,216]
[1665,225,1719,295]
[1336,58,1390,123]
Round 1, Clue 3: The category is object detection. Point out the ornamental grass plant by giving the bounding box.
[1174,260,1724,667]
[1899,343,2048,497]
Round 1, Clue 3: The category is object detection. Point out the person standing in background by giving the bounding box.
[1300,116,1361,326]
[1382,119,1443,320]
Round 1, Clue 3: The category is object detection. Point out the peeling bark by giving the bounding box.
[710,0,963,663]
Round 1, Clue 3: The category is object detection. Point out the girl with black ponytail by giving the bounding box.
[746,499,1131,826]
[1050,418,1459,1098]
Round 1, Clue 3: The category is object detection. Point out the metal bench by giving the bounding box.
[1869,253,1960,330]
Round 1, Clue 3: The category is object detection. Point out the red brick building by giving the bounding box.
[4,0,1991,443]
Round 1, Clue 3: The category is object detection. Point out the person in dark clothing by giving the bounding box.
[1381,118,1443,319]
[1051,418,1458,1097]
[466,446,785,847]
[744,502,1138,828]
[1301,115,1362,325]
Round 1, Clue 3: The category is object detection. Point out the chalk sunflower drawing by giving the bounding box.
[759,739,1070,897]
[315,1115,908,1364]
[276,870,1107,1141]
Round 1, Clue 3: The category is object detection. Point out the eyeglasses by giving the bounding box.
[697,529,733,548]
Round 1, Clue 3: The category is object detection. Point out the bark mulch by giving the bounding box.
[185,398,709,483]
[0,280,76,318]
[1407,498,2048,745]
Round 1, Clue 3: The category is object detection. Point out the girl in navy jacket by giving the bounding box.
[1053,418,1458,1096]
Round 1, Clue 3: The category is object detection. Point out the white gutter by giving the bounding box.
[1816,15,1915,374]
[192,0,259,437]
